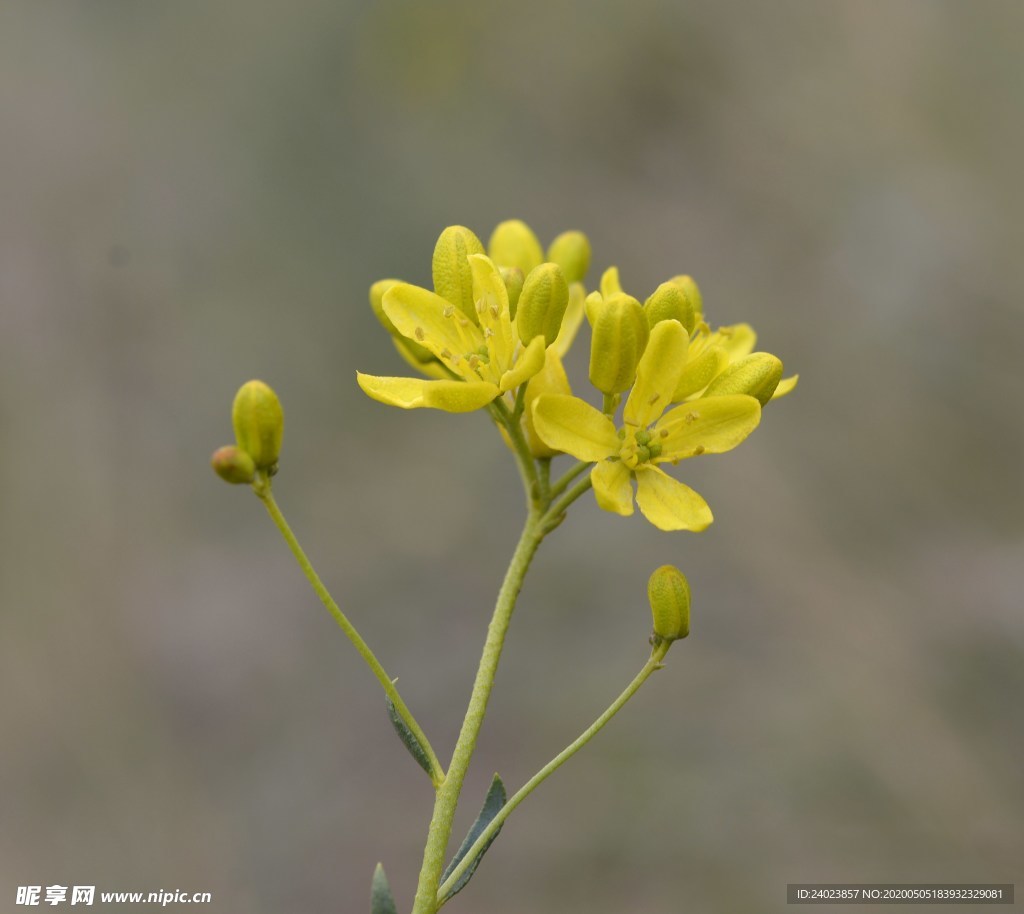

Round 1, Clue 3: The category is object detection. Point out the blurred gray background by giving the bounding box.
[2,2,1022,912]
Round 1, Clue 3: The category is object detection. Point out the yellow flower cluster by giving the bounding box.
[358,221,796,531]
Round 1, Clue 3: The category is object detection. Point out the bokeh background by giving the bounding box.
[2,2,1022,912]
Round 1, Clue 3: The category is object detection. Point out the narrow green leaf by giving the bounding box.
[440,773,507,902]
[385,697,434,778]
[371,863,398,914]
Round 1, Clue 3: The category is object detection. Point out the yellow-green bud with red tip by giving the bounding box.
[232,380,284,471]
[211,445,256,485]
[647,564,690,644]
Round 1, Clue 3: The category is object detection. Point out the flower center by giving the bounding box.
[617,426,662,469]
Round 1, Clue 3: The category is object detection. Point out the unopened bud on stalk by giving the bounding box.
[488,219,544,275]
[669,274,703,320]
[588,293,649,395]
[211,445,256,485]
[432,225,486,322]
[232,380,284,471]
[547,230,591,284]
[517,263,569,346]
[645,281,697,334]
[703,352,783,405]
[647,564,690,644]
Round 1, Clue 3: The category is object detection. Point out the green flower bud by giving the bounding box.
[546,230,591,284]
[211,445,256,485]
[647,565,690,644]
[516,263,569,346]
[588,293,650,395]
[645,281,696,334]
[232,380,284,470]
[488,219,544,275]
[432,225,485,322]
[500,267,525,319]
[670,274,703,320]
[703,352,783,405]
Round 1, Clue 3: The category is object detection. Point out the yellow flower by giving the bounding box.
[359,222,593,412]
[358,253,548,412]
[532,320,763,531]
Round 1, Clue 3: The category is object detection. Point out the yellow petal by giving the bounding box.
[356,373,498,412]
[392,337,449,380]
[468,254,516,377]
[499,333,546,392]
[488,219,544,274]
[714,322,757,358]
[383,283,483,374]
[634,466,713,532]
[654,395,761,461]
[522,349,573,457]
[531,394,619,462]
[592,460,634,516]
[623,319,689,428]
[600,266,622,297]
[552,281,586,357]
[771,373,799,400]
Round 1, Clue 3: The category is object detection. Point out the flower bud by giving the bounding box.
[211,445,256,485]
[647,564,690,643]
[516,263,569,346]
[500,267,525,318]
[669,275,703,320]
[588,293,649,394]
[488,219,543,275]
[432,225,485,322]
[645,281,696,334]
[546,230,591,284]
[232,380,284,470]
[703,352,783,405]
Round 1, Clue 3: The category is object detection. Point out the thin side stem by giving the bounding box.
[542,470,594,529]
[256,485,446,788]
[547,459,589,501]
[436,641,672,904]
[410,513,543,914]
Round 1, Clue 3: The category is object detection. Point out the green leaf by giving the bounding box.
[439,773,507,903]
[385,697,433,778]
[371,863,398,914]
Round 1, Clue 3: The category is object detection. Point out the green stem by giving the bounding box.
[410,511,543,914]
[436,641,672,905]
[547,459,589,501]
[489,400,539,505]
[255,483,446,788]
[542,471,594,530]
